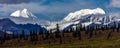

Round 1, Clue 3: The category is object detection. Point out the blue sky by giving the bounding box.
[0,0,119,21]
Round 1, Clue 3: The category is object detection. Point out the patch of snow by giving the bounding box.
[10,10,21,17]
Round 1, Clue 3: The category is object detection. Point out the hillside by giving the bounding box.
[1,26,120,48]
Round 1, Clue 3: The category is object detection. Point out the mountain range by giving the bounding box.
[0,18,44,34]
[0,8,119,34]
[46,8,120,31]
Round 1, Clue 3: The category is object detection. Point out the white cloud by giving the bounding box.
[109,0,120,7]
[110,12,120,17]
[0,3,46,16]
[109,12,120,20]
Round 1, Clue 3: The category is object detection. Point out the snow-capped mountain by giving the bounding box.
[63,8,105,21]
[10,8,37,19]
[9,8,48,25]
[46,8,108,31]
[9,8,120,31]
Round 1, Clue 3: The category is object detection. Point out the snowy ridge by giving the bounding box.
[46,8,106,31]
[64,8,105,21]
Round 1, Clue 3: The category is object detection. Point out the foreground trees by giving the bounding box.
[0,22,120,45]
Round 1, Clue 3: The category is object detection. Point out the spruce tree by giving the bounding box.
[107,32,112,40]
[30,30,33,41]
[35,30,38,41]
[39,28,43,35]
[32,30,36,41]
[78,30,81,40]
[117,27,119,32]
[73,25,78,37]
[116,23,119,32]
[3,31,6,42]
[55,24,60,38]
[78,24,82,40]
[59,35,62,44]
[12,32,15,39]
[89,26,93,38]
[21,30,25,40]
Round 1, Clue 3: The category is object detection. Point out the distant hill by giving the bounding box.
[0,18,46,35]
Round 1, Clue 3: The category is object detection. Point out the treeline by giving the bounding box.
[0,22,120,45]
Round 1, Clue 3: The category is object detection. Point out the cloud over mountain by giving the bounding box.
[109,0,120,8]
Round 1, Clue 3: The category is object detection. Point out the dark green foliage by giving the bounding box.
[3,32,6,42]
[0,38,4,44]
[70,28,73,32]
[35,30,38,41]
[32,30,37,41]
[55,24,61,38]
[72,24,81,40]
[78,31,81,40]
[22,30,25,40]
[12,32,15,39]
[30,30,33,41]
[49,30,54,39]
[44,31,50,40]
[89,26,93,38]
[85,30,88,35]
[116,23,120,32]
[72,31,77,37]
[39,28,43,35]
[59,36,62,44]
[107,32,112,40]
[89,30,93,38]
[2,21,120,46]
[62,32,65,38]
[116,27,119,32]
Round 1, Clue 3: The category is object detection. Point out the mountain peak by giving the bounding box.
[10,10,20,17]
[10,8,37,19]
[21,8,29,18]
